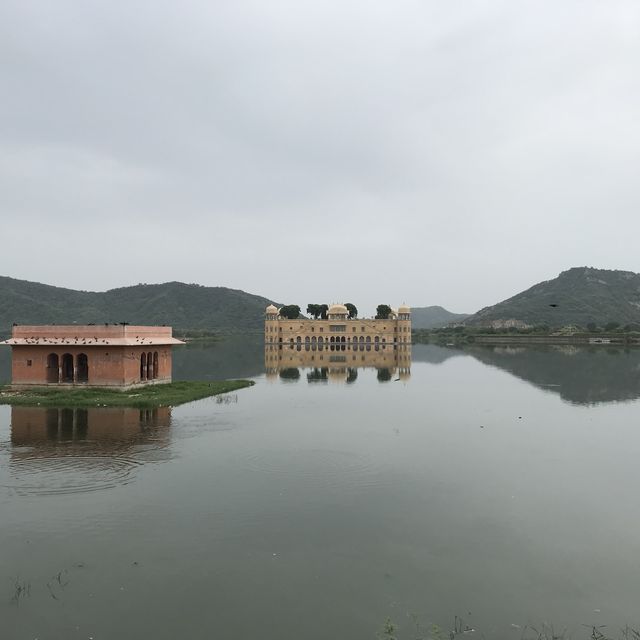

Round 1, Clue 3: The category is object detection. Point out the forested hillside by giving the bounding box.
[0,276,278,336]
[464,267,640,328]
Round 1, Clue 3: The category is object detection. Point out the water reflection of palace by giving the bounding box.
[10,406,171,451]
[264,344,411,383]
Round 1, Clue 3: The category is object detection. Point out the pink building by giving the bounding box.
[1,324,184,389]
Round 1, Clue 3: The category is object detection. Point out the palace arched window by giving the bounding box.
[47,353,59,383]
[140,352,147,381]
[61,353,74,383]
[77,353,89,383]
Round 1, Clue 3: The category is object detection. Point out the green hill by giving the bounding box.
[411,305,470,329]
[465,267,640,329]
[0,276,278,336]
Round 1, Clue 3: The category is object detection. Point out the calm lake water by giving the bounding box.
[2,339,640,639]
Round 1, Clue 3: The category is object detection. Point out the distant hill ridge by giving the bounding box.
[0,276,279,335]
[464,267,640,328]
[411,305,470,329]
[5,267,638,337]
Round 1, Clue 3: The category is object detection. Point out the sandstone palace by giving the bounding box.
[265,303,411,349]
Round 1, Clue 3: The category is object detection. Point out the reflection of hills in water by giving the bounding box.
[411,343,464,365]
[464,345,640,405]
[6,406,172,495]
[173,335,264,380]
[265,344,411,383]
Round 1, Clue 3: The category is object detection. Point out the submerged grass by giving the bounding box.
[0,379,254,408]
[378,616,640,640]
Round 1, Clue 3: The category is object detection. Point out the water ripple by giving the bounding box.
[5,454,144,496]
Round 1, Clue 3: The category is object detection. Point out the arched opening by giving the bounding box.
[147,352,153,380]
[61,353,74,383]
[140,352,147,381]
[47,353,59,383]
[77,353,89,383]
[153,352,159,379]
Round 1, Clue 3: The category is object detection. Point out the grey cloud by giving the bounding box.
[1,0,639,314]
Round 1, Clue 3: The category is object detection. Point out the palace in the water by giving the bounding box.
[264,303,411,349]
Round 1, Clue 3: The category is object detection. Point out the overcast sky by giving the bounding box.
[1,1,639,315]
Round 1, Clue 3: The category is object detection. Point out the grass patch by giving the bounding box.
[0,379,255,408]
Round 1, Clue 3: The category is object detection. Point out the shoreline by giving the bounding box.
[412,331,640,347]
[462,335,637,346]
[0,379,255,408]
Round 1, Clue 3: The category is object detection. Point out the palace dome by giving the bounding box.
[266,304,278,314]
[398,304,411,314]
[328,303,348,316]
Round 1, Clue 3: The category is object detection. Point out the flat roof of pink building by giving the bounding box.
[1,324,185,346]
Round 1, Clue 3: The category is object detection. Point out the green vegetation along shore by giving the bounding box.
[0,380,254,408]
